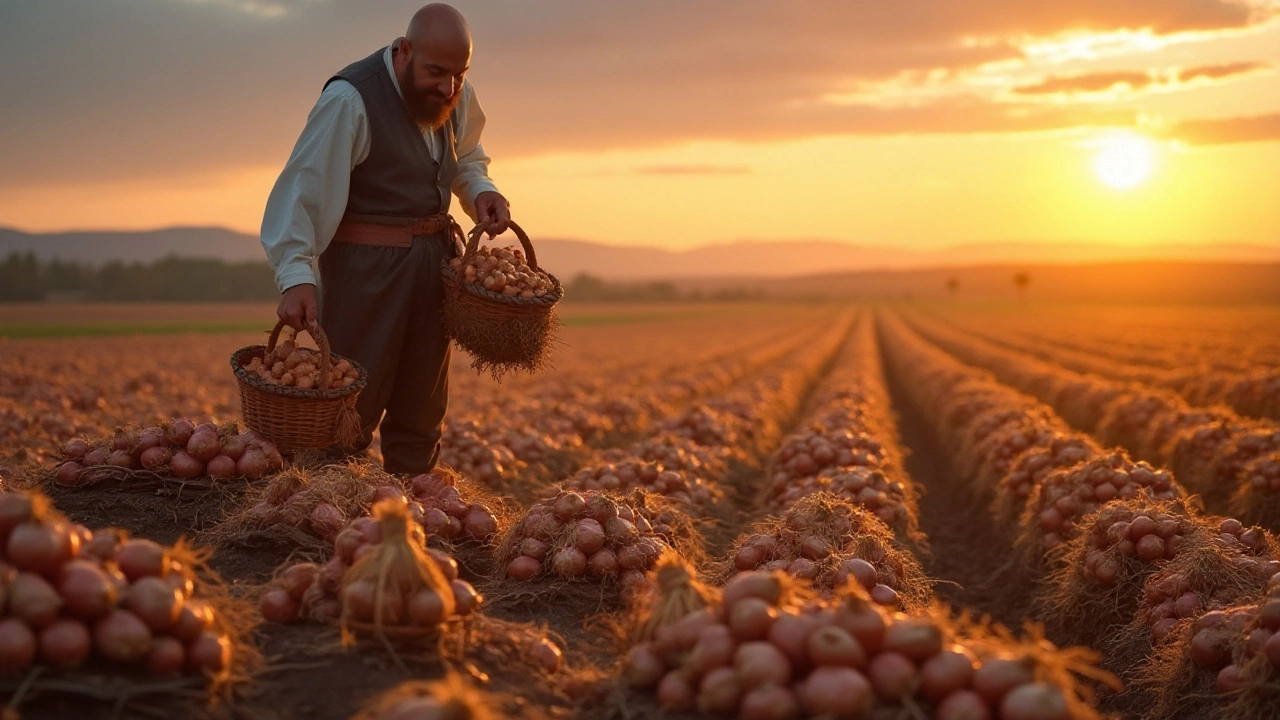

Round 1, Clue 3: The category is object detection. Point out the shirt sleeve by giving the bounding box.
[260,81,371,292]
[451,80,500,222]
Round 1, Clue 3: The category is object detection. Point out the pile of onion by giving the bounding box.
[259,499,480,631]
[1078,505,1196,588]
[499,490,669,589]
[407,471,500,544]
[244,335,361,390]
[994,435,1098,521]
[1140,552,1280,642]
[438,426,526,488]
[768,466,912,531]
[1199,571,1280,694]
[57,420,283,486]
[353,673,498,720]
[626,435,729,479]
[566,459,718,506]
[771,425,885,488]
[1026,453,1181,551]
[241,470,405,543]
[654,406,743,450]
[448,244,556,299]
[625,571,1108,720]
[0,491,235,681]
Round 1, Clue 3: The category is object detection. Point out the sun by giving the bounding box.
[1094,134,1155,190]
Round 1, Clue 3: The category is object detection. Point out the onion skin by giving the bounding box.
[868,651,919,700]
[186,631,232,677]
[308,504,345,542]
[729,596,778,642]
[999,682,1070,720]
[206,455,238,479]
[259,588,300,624]
[921,648,977,701]
[10,572,64,627]
[529,637,563,674]
[116,539,169,581]
[279,563,319,601]
[882,618,944,662]
[697,666,743,715]
[552,547,588,578]
[723,572,785,609]
[625,644,665,688]
[807,625,867,669]
[657,670,696,712]
[8,522,76,576]
[740,684,802,720]
[94,610,153,663]
[972,657,1035,706]
[735,641,792,688]
[450,580,482,616]
[0,618,37,670]
[507,555,543,581]
[799,666,873,718]
[127,576,185,632]
[38,619,92,669]
[186,432,220,463]
[147,635,187,675]
[59,559,119,619]
[683,624,737,681]
[56,461,86,486]
[170,451,204,479]
[937,689,993,720]
[768,612,821,671]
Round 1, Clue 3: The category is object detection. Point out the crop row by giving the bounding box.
[901,311,1280,531]
[878,311,1280,720]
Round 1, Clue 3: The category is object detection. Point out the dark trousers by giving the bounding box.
[317,233,452,474]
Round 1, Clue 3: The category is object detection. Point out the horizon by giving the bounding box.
[1,1,1278,258]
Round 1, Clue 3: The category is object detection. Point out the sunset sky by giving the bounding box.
[1,0,1278,252]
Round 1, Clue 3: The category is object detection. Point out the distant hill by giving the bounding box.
[3,225,1279,280]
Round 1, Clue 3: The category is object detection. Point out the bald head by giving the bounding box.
[406,4,472,56]
[395,4,473,130]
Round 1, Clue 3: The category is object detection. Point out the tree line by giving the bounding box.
[0,253,754,303]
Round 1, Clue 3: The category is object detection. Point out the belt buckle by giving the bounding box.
[410,216,440,236]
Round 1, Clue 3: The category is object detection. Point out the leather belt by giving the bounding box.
[332,213,452,248]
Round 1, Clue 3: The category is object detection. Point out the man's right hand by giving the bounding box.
[278,283,318,331]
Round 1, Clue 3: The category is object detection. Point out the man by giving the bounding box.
[260,4,510,474]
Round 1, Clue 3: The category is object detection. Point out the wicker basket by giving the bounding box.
[440,221,563,377]
[230,320,368,454]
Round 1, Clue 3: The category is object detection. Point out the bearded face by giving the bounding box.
[397,56,462,131]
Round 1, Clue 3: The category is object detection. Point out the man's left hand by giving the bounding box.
[474,191,511,237]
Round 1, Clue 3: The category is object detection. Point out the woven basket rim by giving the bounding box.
[230,345,368,400]
[440,262,564,308]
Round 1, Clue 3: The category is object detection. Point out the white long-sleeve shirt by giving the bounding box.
[260,44,500,292]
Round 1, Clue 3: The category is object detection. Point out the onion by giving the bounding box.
[342,580,377,623]
[278,563,319,601]
[529,637,563,674]
[127,576,184,632]
[259,587,300,624]
[655,608,717,661]
[1000,682,1069,720]
[833,599,886,654]
[616,543,647,571]
[1265,631,1280,666]
[166,419,195,447]
[55,461,86,486]
[170,451,204,479]
[308,503,345,541]
[683,624,737,680]
[10,572,64,627]
[94,610,153,662]
[1135,535,1166,562]
[697,666,743,715]
[729,597,778,642]
[573,519,606,555]
[519,538,550,561]
[132,429,165,455]
[734,641,792,688]
[39,618,92,669]
[450,579,482,616]
[186,631,232,676]
[463,505,498,542]
[147,635,187,675]
[767,612,820,670]
[219,434,246,461]
[869,584,900,608]
[921,648,977,701]
[723,571,785,609]
[587,549,619,577]
[605,516,639,545]
[625,643,666,688]
[869,651,919,700]
[657,670,696,712]
[807,625,866,668]
[8,521,76,576]
[800,535,831,560]
[59,559,118,619]
[972,656,1035,705]
[0,495,35,537]
[204,454,237,479]
[799,666,873,718]
[507,555,543,581]
[236,449,270,480]
[1216,664,1247,694]
[1189,628,1232,669]
[882,618,943,662]
[407,588,447,626]
[186,431,220,463]
[63,438,91,459]
[552,547,587,578]
[735,545,765,571]
[0,618,37,670]
[937,690,993,720]
[740,684,802,720]
[553,492,587,521]
[107,449,137,469]
[840,558,879,590]
[426,549,459,580]
[83,448,108,466]
[139,446,173,473]
[116,538,169,580]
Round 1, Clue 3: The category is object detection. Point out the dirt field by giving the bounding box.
[0,301,1277,720]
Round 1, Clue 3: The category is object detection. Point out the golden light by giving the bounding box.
[1094,134,1155,190]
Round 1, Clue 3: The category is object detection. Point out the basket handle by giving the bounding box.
[454,221,539,287]
[266,318,333,391]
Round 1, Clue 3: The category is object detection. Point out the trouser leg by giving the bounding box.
[316,241,413,452]
[380,234,452,474]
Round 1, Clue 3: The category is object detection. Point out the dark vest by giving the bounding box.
[326,48,460,221]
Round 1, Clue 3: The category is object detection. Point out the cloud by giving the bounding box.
[1012,71,1156,95]
[0,0,1275,190]
[1177,60,1270,81]
[632,165,754,176]
[1166,112,1280,144]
